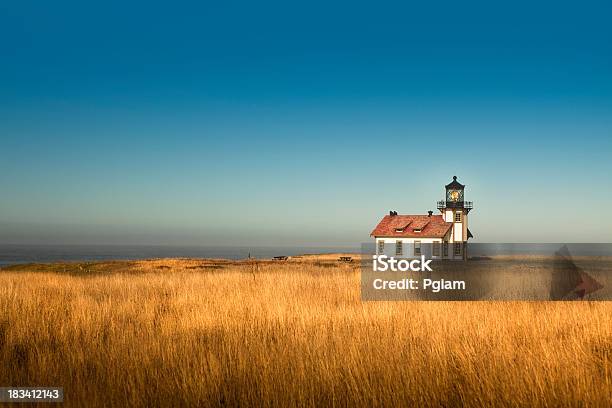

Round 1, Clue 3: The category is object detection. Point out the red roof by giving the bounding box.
[370,214,452,238]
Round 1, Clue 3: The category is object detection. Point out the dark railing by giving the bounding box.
[437,200,473,209]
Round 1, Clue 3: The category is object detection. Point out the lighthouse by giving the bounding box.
[437,176,474,259]
[371,176,474,260]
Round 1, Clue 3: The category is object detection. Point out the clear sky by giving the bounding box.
[1,1,611,245]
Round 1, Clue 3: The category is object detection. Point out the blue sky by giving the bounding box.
[1,1,611,245]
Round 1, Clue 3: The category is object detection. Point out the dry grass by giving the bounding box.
[0,257,610,407]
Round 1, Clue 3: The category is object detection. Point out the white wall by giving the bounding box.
[444,209,453,222]
[453,222,462,242]
[375,235,450,258]
[443,208,469,243]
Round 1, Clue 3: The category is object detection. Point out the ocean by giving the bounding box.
[1,243,611,267]
[0,244,359,267]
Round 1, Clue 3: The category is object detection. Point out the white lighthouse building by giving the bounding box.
[370,176,474,260]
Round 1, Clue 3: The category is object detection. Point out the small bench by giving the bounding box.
[273,256,288,261]
[338,256,353,262]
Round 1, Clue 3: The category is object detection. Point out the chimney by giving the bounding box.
[389,210,394,216]
[428,210,433,217]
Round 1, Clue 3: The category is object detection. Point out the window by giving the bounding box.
[454,242,462,256]
[395,241,403,256]
[377,240,385,254]
[433,242,441,257]
[455,212,462,222]
[443,242,448,257]
[414,241,421,256]
[413,228,421,233]
[395,228,404,233]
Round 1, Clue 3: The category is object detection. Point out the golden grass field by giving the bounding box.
[0,255,610,407]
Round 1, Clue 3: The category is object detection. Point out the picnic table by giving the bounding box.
[338,256,353,262]
[273,256,288,261]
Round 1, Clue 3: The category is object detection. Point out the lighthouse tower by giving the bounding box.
[437,176,474,259]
